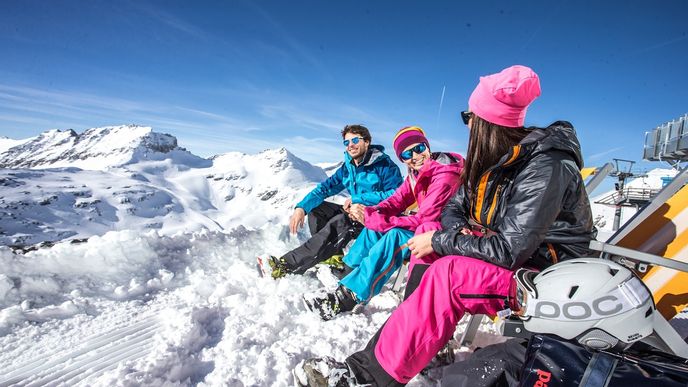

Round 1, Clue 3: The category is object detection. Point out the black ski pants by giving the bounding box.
[281,201,363,274]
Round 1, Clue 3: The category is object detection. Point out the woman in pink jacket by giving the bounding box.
[303,126,464,320]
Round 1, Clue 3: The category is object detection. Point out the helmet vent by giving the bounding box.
[645,307,653,318]
[609,268,619,276]
[568,286,579,298]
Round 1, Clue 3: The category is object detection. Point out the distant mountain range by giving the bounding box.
[0,124,677,247]
[0,125,328,246]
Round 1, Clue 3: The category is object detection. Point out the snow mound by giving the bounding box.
[0,227,448,386]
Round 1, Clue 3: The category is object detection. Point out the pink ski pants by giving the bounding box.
[374,255,515,383]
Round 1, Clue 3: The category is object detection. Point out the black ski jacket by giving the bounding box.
[431,121,595,270]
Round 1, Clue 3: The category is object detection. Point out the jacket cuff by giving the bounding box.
[431,230,449,256]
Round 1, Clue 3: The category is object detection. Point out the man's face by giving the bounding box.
[343,132,370,160]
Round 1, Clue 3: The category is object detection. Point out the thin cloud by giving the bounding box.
[629,34,688,57]
[0,113,81,130]
[588,146,624,161]
[259,105,344,132]
[521,1,567,51]
[281,135,344,163]
[0,83,401,161]
[0,84,145,113]
[258,99,398,136]
[173,107,263,132]
[131,3,209,41]
[241,0,329,77]
[0,84,248,130]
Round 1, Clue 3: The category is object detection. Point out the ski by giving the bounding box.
[256,256,269,278]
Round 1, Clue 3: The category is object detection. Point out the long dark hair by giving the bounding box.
[463,115,531,200]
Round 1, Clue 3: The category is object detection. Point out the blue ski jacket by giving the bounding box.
[295,145,403,214]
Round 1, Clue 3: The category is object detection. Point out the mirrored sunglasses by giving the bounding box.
[343,137,364,147]
[400,143,428,161]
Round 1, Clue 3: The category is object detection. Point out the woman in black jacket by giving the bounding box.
[295,65,595,387]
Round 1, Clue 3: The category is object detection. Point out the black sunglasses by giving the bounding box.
[461,111,473,125]
[400,143,428,161]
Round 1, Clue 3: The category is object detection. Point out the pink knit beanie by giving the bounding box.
[468,65,541,128]
[393,126,429,160]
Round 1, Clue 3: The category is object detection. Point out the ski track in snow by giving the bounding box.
[2,315,158,385]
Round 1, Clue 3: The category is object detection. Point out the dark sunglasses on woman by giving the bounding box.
[461,111,473,125]
[400,143,428,161]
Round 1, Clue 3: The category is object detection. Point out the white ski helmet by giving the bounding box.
[513,258,655,350]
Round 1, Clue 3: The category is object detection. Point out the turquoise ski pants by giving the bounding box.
[340,227,413,303]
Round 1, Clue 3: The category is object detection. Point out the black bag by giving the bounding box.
[519,334,688,387]
[441,339,527,387]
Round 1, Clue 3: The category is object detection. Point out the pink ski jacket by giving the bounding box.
[364,152,464,233]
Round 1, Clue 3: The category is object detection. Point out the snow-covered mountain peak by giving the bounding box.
[34,128,77,144]
[0,135,31,154]
[0,125,203,170]
[76,125,175,154]
[211,147,326,183]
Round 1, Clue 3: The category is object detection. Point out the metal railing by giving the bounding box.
[595,187,661,206]
[644,113,688,162]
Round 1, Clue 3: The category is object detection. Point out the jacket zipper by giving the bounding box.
[547,243,559,263]
[486,184,503,226]
[472,144,522,226]
[460,294,507,299]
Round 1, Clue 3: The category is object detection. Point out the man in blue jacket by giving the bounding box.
[261,124,403,279]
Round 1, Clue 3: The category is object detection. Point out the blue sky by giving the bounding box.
[1,0,687,171]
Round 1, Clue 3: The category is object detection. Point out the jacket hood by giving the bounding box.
[513,121,584,169]
[415,152,464,176]
[343,144,390,167]
[409,151,464,187]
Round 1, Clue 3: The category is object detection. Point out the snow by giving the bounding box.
[0,136,30,153]
[1,226,480,386]
[2,127,475,386]
[0,125,674,386]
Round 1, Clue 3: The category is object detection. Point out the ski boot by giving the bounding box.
[321,254,353,280]
[420,339,457,378]
[303,285,358,320]
[321,254,345,270]
[257,255,290,279]
[293,356,354,387]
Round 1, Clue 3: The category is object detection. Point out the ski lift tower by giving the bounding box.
[595,113,688,231]
[594,159,655,231]
[643,113,688,168]
[610,159,642,231]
